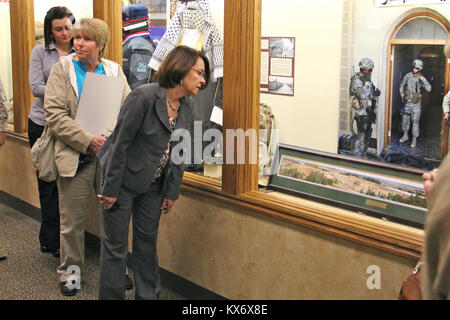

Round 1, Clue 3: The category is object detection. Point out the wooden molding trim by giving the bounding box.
[9,0,35,134]
[182,175,422,260]
[5,130,29,145]
[93,0,123,65]
[390,39,446,45]
[222,0,261,196]
[391,12,450,37]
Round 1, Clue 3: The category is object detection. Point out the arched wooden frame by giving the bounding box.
[384,12,450,154]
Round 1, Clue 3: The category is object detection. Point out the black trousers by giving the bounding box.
[28,119,60,252]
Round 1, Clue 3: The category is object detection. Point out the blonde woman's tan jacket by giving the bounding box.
[44,53,131,178]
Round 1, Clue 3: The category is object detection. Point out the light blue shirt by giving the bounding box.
[72,60,106,100]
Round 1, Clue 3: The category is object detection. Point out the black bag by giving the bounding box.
[77,154,93,173]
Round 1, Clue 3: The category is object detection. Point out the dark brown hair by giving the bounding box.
[155,45,210,89]
[44,6,76,50]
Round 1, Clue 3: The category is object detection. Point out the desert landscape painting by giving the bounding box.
[278,155,427,209]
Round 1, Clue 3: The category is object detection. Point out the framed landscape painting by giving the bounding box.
[268,144,427,228]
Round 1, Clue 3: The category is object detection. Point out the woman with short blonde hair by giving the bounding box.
[73,18,110,59]
[44,17,131,297]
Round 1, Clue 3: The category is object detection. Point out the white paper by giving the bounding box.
[210,105,223,126]
[260,52,269,85]
[270,58,293,77]
[75,72,124,136]
[261,39,269,50]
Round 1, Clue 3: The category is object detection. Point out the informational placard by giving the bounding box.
[75,72,124,136]
[260,37,295,96]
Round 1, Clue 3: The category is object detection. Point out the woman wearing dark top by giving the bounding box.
[97,45,210,299]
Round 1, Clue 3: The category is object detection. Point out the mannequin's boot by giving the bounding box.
[411,136,417,148]
[399,132,409,143]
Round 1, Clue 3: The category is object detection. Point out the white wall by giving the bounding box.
[209,0,224,37]
[33,0,93,23]
[260,0,344,153]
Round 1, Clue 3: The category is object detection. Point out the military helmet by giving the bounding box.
[359,58,374,71]
[412,59,424,70]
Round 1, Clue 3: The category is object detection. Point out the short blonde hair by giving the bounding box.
[74,18,110,59]
[445,36,450,59]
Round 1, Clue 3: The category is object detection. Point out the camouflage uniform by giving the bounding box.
[399,60,431,144]
[350,59,379,156]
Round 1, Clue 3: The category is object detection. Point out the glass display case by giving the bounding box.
[138,0,225,183]
[261,0,450,227]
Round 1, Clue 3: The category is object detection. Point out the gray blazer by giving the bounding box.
[98,82,193,200]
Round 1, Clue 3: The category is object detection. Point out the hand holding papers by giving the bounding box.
[75,72,125,136]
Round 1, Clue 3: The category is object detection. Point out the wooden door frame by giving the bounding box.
[384,12,450,155]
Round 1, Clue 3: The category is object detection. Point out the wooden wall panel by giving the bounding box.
[222,0,261,196]
[93,0,123,65]
[9,0,35,134]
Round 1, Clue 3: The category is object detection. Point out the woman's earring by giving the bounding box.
[180,79,183,86]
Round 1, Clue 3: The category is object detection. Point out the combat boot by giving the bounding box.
[399,132,409,143]
[411,136,417,148]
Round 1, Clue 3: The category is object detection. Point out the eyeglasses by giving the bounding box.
[363,69,373,73]
[191,67,205,79]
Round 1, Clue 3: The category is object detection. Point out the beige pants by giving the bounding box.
[56,159,101,282]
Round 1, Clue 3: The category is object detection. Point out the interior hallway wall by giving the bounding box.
[0,138,416,299]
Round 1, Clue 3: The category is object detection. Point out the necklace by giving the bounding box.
[167,97,180,112]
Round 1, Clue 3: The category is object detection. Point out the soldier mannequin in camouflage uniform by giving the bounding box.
[350,58,380,157]
[399,59,432,148]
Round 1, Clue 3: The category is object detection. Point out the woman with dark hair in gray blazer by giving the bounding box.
[97,45,210,300]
